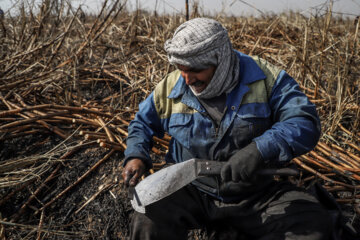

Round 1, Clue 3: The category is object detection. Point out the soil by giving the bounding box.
[1,134,359,239]
[0,134,133,239]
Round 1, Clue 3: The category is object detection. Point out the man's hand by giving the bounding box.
[219,142,264,195]
[122,158,146,187]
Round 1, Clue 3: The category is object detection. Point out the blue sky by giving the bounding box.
[1,0,359,17]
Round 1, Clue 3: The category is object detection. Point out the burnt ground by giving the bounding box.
[1,133,359,239]
[0,134,133,239]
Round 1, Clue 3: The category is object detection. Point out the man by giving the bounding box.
[122,18,332,240]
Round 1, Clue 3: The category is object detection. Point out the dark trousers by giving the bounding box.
[129,182,332,240]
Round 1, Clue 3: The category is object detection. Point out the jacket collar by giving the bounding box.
[235,51,266,84]
[168,74,187,99]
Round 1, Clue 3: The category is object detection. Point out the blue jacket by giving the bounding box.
[124,51,321,170]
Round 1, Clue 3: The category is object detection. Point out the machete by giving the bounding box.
[130,158,299,213]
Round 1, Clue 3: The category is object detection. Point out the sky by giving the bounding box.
[0,0,359,17]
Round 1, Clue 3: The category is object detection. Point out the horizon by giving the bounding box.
[0,0,359,18]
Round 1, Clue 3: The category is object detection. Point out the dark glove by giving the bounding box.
[122,158,146,187]
[220,142,264,196]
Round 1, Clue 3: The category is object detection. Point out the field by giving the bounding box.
[0,0,359,239]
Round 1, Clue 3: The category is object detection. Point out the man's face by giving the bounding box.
[177,65,216,94]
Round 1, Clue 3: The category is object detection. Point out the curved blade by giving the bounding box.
[131,159,197,213]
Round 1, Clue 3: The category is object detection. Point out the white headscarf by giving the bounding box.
[164,18,240,99]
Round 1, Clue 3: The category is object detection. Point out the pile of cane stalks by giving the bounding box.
[0,0,359,239]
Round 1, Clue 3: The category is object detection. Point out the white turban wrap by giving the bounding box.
[164,18,240,99]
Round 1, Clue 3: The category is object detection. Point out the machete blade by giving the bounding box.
[130,158,299,213]
[131,158,198,213]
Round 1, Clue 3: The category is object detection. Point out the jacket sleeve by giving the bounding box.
[123,92,164,169]
[254,70,321,163]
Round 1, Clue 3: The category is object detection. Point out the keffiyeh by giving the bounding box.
[164,18,239,99]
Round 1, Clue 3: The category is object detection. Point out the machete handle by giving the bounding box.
[196,160,223,175]
[257,168,299,177]
[195,159,299,177]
